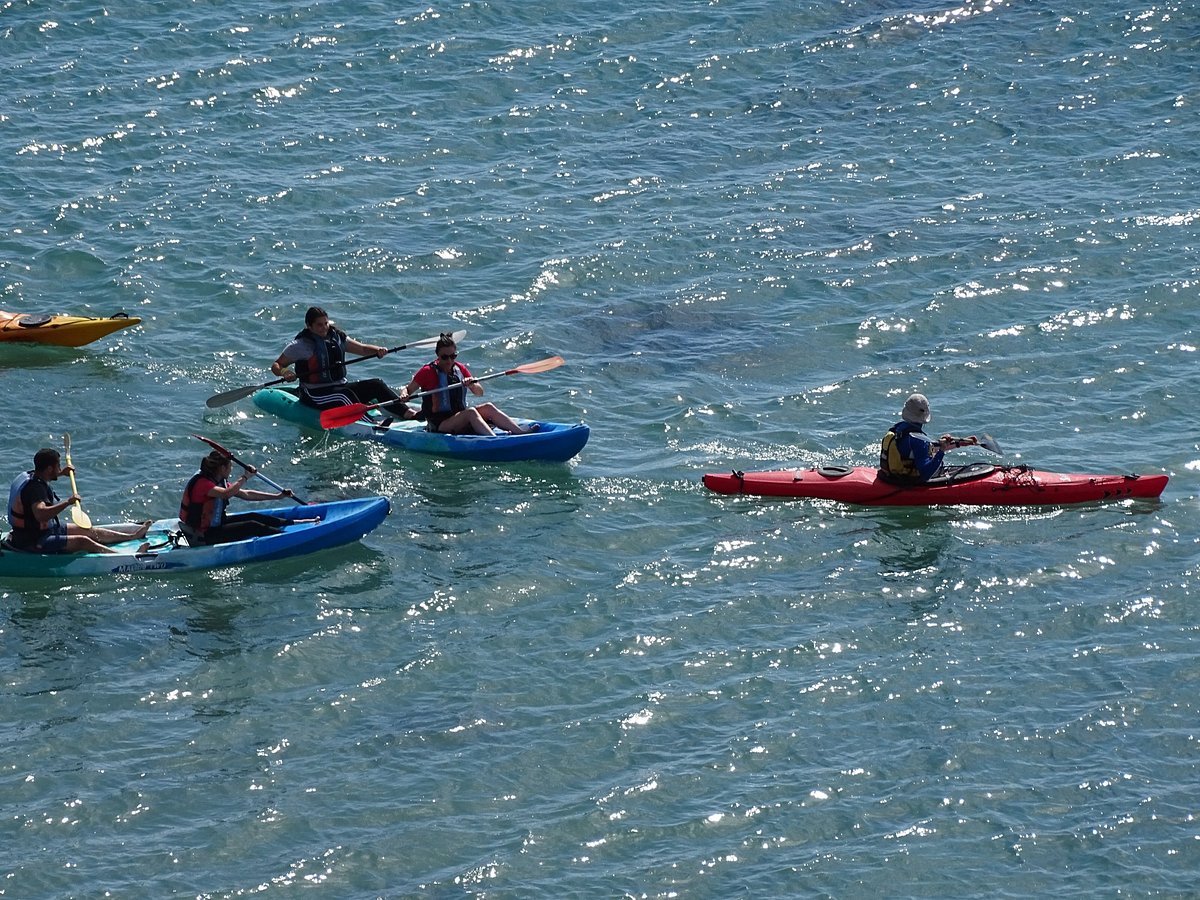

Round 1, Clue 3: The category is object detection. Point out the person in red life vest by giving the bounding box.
[270,306,417,422]
[397,334,537,436]
[6,448,150,554]
[179,451,312,545]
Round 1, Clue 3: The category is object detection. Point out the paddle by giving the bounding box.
[62,433,92,529]
[191,434,309,505]
[942,433,1002,454]
[319,355,567,429]
[204,329,468,408]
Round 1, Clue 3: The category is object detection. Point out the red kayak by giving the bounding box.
[702,464,1169,507]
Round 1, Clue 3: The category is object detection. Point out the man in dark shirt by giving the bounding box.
[7,448,148,554]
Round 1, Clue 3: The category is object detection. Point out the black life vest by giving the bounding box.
[294,326,348,384]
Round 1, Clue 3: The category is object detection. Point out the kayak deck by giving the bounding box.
[0,497,390,577]
[252,387,589,463]
[703,464,1169,507]
[0,310,141,347]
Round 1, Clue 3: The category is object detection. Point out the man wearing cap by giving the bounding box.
[879,393,977,483]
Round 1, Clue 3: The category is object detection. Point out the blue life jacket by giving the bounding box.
[421,362,466,419]
[7,471,32,530]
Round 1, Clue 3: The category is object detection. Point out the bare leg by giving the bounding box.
[64,534,119,554]
[437,408,495,436]
[477,402,535,434]
[68,521,151,544]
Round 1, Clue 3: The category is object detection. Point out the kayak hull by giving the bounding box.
[702,465,1169,507]
[252,388,589,463]
[0,496,390,578]
[0,311,140,347]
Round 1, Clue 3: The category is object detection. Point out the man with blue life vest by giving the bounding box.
[397,334,536,436]
[6,448,149,554]
[271,306,417,421]
[879,393,978,484]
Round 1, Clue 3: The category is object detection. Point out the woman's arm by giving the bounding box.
[236,488,291,502]
[208,474,250,500]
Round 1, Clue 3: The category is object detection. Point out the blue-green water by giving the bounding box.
[2,1,1197,896]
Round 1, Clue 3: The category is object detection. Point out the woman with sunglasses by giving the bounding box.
[398,335,536,436]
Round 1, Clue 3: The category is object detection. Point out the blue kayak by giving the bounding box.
[0,496,390,578]
[252,388,590,463]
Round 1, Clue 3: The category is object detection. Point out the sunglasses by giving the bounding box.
[439,353,457,360]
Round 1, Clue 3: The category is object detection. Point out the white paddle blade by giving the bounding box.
[408,329,467,350]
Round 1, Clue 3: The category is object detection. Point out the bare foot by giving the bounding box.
[132,520,152,540]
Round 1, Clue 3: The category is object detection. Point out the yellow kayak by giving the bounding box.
[0,310,140,347]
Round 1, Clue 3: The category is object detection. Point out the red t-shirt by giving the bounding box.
[413,361,473,413]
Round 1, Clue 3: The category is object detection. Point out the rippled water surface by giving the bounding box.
[2,1,1197,896]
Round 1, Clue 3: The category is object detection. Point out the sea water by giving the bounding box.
[1,1,1197,896]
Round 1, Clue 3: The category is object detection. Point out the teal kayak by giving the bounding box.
[0,496,390,578]
[252,388,590,463]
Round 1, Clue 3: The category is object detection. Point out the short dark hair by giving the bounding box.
[436,333,457,353]
[33,448,60,472]
[305,306,329,326]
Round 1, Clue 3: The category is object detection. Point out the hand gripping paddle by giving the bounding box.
[318,355,566,429]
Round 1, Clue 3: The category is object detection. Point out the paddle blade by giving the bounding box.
[70,502,92,530]
[511,355,565,375]
[319,403,371,429]
[205,384,262,408]
[402,329,467,351]
[193,434,233,458]
[978,433,1002,454]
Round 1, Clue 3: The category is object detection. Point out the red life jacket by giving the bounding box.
[179,474,227,536]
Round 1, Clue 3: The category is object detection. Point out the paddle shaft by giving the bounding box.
[205,329,467,408]
[940,433,1001,454]
[191,434,308,504]
[62,434,92,529]
[319,357,564,429]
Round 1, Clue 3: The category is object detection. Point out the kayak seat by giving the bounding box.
[1,534,34,554]
[176,523,201,547]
